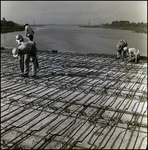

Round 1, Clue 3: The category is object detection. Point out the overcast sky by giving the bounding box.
[1,1,147,25]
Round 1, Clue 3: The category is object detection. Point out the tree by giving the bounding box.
[2,17,6,21]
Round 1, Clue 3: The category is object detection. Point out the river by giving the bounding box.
[1,25,147,56]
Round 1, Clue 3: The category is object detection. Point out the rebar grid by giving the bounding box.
[1,49,147,149]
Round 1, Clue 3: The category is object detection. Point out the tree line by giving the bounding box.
[1,17,24,33]
[101,20,147,34]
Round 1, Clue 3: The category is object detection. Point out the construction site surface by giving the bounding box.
[1,48,147,149]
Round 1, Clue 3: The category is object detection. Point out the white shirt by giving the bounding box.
[16,37,30,45]
[18,37,35,54]
[128,48,140,57]
[25,25,34,36]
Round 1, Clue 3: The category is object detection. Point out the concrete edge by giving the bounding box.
[1,46,147,60]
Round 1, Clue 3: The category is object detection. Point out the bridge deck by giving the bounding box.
[1,48,147,149]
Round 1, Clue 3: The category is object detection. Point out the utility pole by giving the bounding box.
[33,19,35,27]
[88,19,90,26]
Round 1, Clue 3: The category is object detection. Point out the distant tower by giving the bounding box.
[88,19,90,26]
[33,19,35,27]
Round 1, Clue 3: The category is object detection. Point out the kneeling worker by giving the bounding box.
[123,47,140,63]
[116,39,128,59]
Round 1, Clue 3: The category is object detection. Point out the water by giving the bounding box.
[1,25,147,56]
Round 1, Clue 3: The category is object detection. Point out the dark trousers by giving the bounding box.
[28,35,34,41]
[117,50,122,58]
[30,43,39,68]
[19,53,36,75]
[26,36,39,68]
[19,44,38,75]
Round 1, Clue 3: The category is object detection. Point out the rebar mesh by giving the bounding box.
[1,49,147,149]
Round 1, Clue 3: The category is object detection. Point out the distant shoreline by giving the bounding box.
[1,27,24,33]
[1,25,146,34]
[79,26,147,34]
[1,19,24,33]
[1,25,46,34]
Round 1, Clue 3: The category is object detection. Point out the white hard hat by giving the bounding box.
[12,48,19,57]
[16,34,23,41]
[123,47,128,51]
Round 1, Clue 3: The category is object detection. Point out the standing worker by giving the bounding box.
[24,23,34,41]
[24,23,39,68]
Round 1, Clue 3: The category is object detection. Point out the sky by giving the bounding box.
[1,1,147,25]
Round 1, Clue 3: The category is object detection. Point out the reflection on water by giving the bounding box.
[1,26,147,56]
